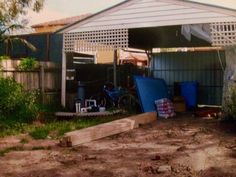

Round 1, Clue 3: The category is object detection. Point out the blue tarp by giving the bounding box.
[134,76,168,113]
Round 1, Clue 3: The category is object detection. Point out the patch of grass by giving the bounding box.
[0,120,32,138]
[28,116,120,139]
[29,127,50,140]
[0,146,24,157]
[57,124,73,137]
[0,114,127,139]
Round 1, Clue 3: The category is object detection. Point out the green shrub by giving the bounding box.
[0,55,10,61]
[0,77,24,115]
[0,77,40,122]
[18,57,39,71]
[18,90,41,122]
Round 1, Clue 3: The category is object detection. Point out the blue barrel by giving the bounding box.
[180,81,198,110]
[77,82,85,106]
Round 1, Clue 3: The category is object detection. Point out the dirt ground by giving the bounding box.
[0,114,236,177]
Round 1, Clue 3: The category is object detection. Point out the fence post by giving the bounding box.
[40,64,45,104]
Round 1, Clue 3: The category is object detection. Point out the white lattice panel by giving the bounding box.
[63,29,128,52]
[210,22,236,47]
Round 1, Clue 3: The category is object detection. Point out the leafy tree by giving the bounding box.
[0,0,44,24]
[0,0,44,54]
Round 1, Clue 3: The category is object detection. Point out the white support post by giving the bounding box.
[61,51,67,107]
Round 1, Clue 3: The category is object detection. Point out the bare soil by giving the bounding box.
[0,114,236,177]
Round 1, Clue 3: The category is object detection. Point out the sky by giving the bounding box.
[27,0,236,26]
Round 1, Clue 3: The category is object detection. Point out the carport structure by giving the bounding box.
[58,0,236,107]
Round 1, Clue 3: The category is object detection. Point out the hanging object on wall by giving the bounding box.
[181,24,212,43]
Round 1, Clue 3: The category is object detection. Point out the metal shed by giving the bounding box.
[58,0,236,107]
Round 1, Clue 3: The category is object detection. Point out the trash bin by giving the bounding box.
[180,81,198,110]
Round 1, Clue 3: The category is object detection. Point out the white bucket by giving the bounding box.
[99,107,106,112]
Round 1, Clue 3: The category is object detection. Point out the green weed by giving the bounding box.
[29,127,50,140]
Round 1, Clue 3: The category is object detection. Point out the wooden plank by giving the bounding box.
[128,112,157,127]
[55,110,122,117]
[60,112,156,147]
[62,118,136,147]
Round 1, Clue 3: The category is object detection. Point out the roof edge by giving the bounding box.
[32,13,92,28]
[183,0,236,13]
[55,0,129,34]
[56,0,236,34]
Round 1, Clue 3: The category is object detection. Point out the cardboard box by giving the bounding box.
[173,96,186,113]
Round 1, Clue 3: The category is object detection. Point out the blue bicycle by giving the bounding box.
[90,82,140,112]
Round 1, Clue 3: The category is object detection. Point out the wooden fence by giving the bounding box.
[0,60,61,105]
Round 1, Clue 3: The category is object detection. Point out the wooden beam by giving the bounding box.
[61,118,136,147]
[60,112,157,147]
[128,112,157,127]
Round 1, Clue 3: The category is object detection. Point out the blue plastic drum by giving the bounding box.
[180,81,198,110]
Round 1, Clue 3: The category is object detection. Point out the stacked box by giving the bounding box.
[155,98,176,118]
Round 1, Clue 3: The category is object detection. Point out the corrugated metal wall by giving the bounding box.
[151,51,225,105]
